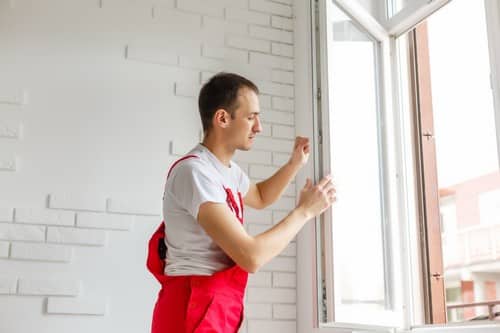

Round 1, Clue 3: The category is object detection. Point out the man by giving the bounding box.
[148,72,336,332]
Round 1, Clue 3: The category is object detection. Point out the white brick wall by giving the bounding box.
[0,0,299,331]
[262,110,294,125]
[14,208,75,226]
[76,212,133,230]
[177,0,224,17]
[202,44,249,63]
[273,210,289,224]
[0,276,17,294]
[244,208,273,225]
[248,320,296,333]
[153,6,202,31]
[106,197,160,216]
[281,242,297,257]
[47,297,107,315]
[261,256,296,272]
[246,303,272,319]
[0,241,9,258]
[271,69,294,84]
[0,88,29,105]
[249,26,293,44]
[0,207,14,222]
[271,43,294,58]
[271,16,293,30]
[259,94,272,108]
[268,197,295,211]
[248,224,270,236]
[247,287,296,303]
[234,150,273,165]
[273,272,296,288]
[0,154,17,172]
[0,223,46,242]
[174,81,202,98]
[0,121,23,139]
[46,227,107,246]
[18,278,81,296]
[249,0,293,17]
[272,124,295,139]
[48,194,107,212]
[248,271,272,287]
[10,243,73,262]
[272,152,290,166]
[272,96,294,111]
[125,44,178,66]
[226,7,270,26]
[273,304,296,319]
[253,137,294,153]
[249,165,279,180]
[227,36,271,53]
[251,52,294,71]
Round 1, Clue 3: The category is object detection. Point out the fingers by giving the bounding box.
[323,182,336,194]
[294,136,310,150]
[317,174,332,188]
[327,188,337,202]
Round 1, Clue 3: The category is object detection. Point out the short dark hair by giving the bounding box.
[198,72,259,133]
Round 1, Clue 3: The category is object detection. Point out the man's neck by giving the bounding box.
[201,135,234,167]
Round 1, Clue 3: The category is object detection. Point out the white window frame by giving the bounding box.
[295,0,500,332]
[485,0,500,166]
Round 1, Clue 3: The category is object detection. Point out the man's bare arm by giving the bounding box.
[244,137,310,209]
[199,175,335,273]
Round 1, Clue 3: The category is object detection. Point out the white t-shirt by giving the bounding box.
[162,143,250,276]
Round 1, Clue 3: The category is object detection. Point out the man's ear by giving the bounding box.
[214,109,230,128]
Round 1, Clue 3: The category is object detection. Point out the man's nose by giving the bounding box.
[253,116,262,133]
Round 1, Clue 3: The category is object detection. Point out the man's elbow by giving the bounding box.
[237,250,263,274]
[240,256,261,274]
[254,184,271,210]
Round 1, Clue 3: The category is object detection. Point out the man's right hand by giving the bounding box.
[296,175,336,220]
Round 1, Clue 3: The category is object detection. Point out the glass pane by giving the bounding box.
[386,0,430,19]
[425,0,500,323]
[354,0,390,22]
[328,0,390,316]
[396,0,500,324]
[387,0,408,17]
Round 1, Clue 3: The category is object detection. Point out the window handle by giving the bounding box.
[423,131,434,140]
[431,272,442,280]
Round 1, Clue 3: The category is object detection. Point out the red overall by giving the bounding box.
[147,155,248,333]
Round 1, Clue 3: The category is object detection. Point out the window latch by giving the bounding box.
[423,131,434,140]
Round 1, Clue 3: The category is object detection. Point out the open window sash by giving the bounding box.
[316,0,405,328]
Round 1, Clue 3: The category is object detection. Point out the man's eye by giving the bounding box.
[248,117,255,120]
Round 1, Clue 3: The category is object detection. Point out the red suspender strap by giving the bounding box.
[224,187,244,224]
[167,154,199,179]
[238,191,244,218]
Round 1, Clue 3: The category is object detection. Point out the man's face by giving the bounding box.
[227,88,262,151]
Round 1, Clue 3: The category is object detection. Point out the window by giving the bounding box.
[304,0,500,331]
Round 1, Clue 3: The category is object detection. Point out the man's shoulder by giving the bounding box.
[174,155,206,171]
[171,153,218,178]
